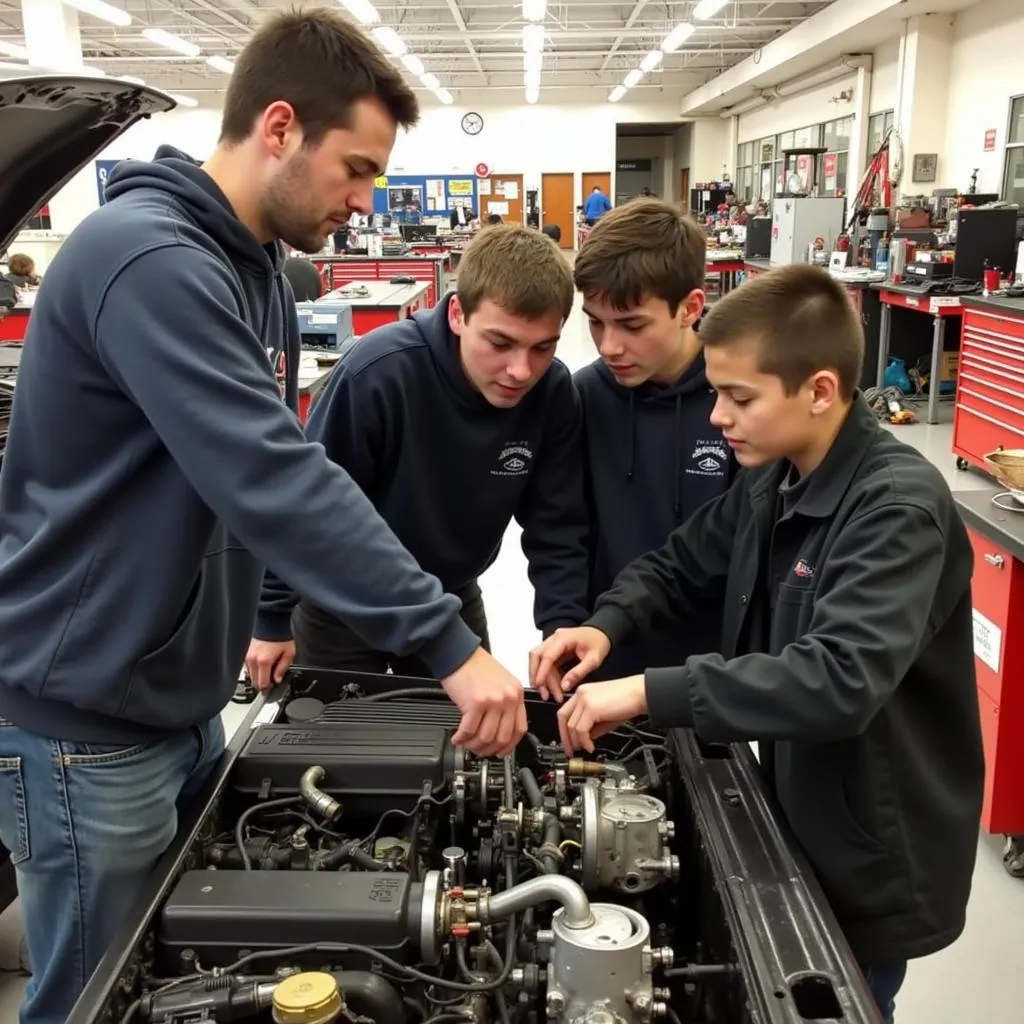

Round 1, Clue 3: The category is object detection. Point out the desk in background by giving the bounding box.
[705,250,746,295]
[955,490,1024,836]
[296,362,335,423]
[324,280,429,335]
[872,284,964,425]
[312,253,447,307]
[953,296,1024,473]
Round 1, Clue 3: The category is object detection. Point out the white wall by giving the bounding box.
[689,119,731,182]
[869,36,901,114]
[736,74,859,143]
[672,124,692,202]
[46,100,682,235]
[944,0,1024,195]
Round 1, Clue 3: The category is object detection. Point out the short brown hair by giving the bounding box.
[573,198,706,314]
[7,254,33,277]
[220,7,419,145]
[457,225,574,321]
[700,264,864,400]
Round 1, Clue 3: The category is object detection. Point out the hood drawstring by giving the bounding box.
[672,394,683,524]
[626,391,636,481]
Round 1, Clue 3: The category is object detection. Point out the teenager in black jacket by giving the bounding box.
[530,264,984,1024]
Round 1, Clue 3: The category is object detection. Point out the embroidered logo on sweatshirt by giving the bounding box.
[492,442,534,477]
[687,440,729,477]
[793,559,816,579]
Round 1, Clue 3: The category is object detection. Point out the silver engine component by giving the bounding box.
[578,780,679,894]
[544,903,673,1024]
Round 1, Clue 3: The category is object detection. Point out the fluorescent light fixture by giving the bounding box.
[435,88,453,104]
[693,0,729,18]
[0,41,29,60]
[524,69,540,88]
[206,56,235,74]
[166,92,199,107]
[522,0,546,21]
[401,52,424,76]
[142,27,201,58]
[609,85,626,102]
[624,68,642,88]
[64,0,131,27]
[371,25,406,57]
[525,82,539,104]
[523,49,542,73]
[661,21,695,52]
[420,71,440,90]
[522,24,544,52]
[339,0,380,25]
[120,74,146,85]
[640,50,663,73]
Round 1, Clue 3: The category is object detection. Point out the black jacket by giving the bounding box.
[575,355,737,677]
[588,396,984,964]
[257,294,591,640]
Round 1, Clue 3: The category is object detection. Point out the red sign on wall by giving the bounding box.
[822,152,838,178]
[475,162,490,178]
[984,129,997,152]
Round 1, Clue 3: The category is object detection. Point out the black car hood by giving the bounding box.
[0,72,175,253]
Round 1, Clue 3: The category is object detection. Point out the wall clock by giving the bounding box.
[461,111,484,136]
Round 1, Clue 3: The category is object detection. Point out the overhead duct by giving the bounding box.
[719,54,871,119]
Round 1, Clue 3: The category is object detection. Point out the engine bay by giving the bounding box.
[88,670,876,1024]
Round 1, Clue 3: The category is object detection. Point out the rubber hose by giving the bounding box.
[518,767,544,809]
[330,971,404,1024]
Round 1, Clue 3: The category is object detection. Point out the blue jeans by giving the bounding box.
[0,715,225,1024]
[863,960,908,1024]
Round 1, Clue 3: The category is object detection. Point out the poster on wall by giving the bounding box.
[95,159,122,206]
[448,179,474,196]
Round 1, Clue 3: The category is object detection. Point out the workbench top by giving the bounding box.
[959,294,1024,317]
[322,280,429,308]
[955,490,1024,565]
[0,345,22,371]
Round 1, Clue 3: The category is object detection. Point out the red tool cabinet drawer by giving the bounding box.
[965,308,1024,344]
[967,528,1015,704]
[978,686,1024,834]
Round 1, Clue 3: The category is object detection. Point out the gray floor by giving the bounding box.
[0,296,1020,1020]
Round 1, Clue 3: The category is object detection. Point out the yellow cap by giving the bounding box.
[272,972,343,1024]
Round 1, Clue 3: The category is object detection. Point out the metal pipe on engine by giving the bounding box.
[483,875,593,929]
[299,765,342,821]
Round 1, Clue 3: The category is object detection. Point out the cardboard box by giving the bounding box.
[941,351,959,382]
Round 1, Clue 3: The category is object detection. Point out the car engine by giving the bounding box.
[132,688,696,1024]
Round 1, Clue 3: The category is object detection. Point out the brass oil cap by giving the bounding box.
[272,972,343,1024]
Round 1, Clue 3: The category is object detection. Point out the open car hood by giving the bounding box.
[0,71,176,254]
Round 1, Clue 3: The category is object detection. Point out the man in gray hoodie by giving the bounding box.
[0,10,524,1024]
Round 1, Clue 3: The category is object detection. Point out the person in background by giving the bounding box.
[0,11,526,1024]
[583,185,612,226]
[530,265,984,1024]
[571,198,737,680]
[247,225,590,682]
[4,253,39,287]
[283,255,324,301]
[450,204,477,229]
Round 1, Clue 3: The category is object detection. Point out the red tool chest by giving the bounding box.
[964,522,1024,834]
[953,302,1024,472]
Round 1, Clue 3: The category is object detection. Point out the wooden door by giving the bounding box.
[582,171,612,205]
[680,168,689,207]
[541,172,574,248]
[484,174,524,226]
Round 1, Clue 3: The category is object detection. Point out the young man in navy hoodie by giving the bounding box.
[572,198,737,680]
[531,266,984,1024]
[0,11,527,1024]
[246,224,590,682]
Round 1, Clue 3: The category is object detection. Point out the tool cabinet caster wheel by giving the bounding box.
[1002,836,1024,879]
[955,457,970,471]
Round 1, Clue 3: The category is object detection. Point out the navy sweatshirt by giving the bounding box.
[575,355,737,678]
[0,147,478,744]
[257,295,591,641]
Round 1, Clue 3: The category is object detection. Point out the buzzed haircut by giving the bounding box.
[457,225,574,321]
[700,264,865,400]
[220,7,419,146]
[573,198,706,315]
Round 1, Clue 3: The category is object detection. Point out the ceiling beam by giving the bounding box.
[443,0,486,76]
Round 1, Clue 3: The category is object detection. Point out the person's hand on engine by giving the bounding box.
[245,638,296,691]
[528,626,611,702]
[441,647,527,758]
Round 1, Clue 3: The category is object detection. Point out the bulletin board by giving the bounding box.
[372,175,478,221]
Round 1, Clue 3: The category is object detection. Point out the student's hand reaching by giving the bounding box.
[245,638,296,691]
[529,626,611,702]
[556,676,647,755]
